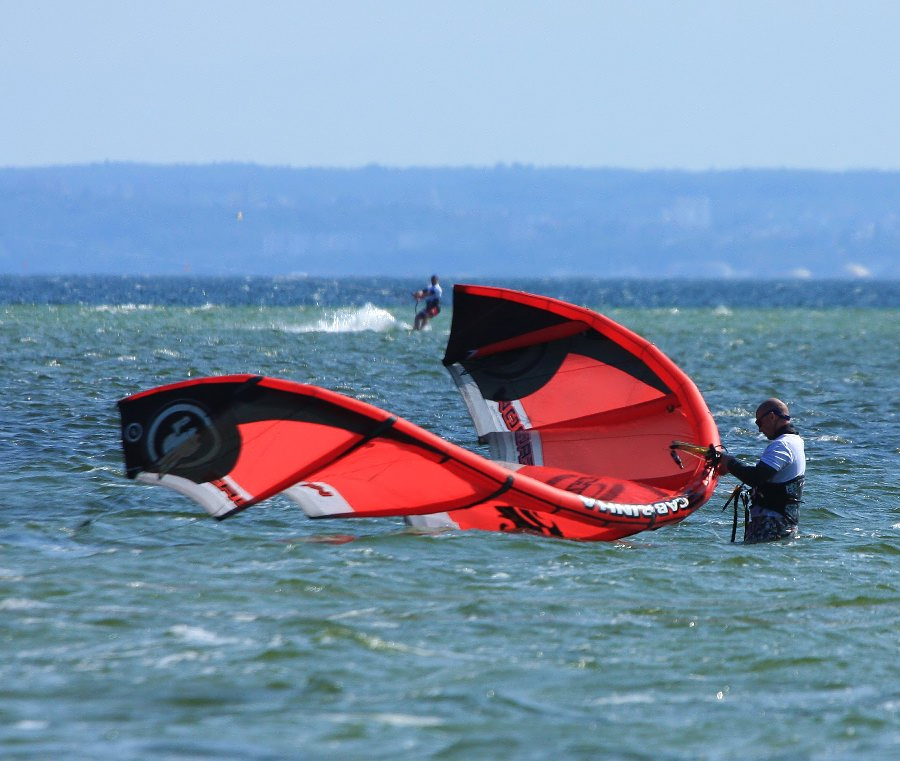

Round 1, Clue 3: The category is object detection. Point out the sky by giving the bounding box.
[2,0,899,171]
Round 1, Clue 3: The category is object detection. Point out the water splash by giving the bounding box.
[287,304,400,333]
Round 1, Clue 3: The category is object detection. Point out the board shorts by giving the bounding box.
[744,513,797,544]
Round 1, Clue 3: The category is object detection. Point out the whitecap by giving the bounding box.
[325,712,444,728]
[0,597,46,610]
[168,624,236,646]
[91,303,155,313]
[14,720,49,731]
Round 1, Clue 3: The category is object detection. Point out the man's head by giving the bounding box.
[755,397,791,439]
[431,274,439,285]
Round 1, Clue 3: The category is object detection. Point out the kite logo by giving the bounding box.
[298,482,335,498]
[124,422,143,443]
[499,401,523,431]
[146,402,220,470]
[497,401,535,465]
[496,506,564,537]
[283,481,351,517]
[211,478,246,508]
[579,495,690,517]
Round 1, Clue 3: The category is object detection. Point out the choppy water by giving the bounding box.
[2,277,898,760]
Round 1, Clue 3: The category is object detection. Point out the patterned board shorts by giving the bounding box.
[744,514,798,544]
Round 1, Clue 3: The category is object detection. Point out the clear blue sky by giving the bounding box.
[3,0,899,170]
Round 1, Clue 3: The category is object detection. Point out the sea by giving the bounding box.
[2,275,898,761]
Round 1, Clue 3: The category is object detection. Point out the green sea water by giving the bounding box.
[1,279,898,760]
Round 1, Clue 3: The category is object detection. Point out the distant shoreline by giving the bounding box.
[2,165,898,280]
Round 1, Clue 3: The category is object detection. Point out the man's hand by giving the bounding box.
[716,455,736,476]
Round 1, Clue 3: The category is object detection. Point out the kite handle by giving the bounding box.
[669,441,725,470]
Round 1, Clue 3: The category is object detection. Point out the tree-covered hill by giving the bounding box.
[1,164,897,278]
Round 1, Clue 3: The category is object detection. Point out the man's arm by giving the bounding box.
[721,455,777,487]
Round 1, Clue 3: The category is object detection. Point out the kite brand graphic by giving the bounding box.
[124,422,143,443]
[211,478,246,508]
[496,506,563,537]
[579,495,690,517]
[497,401,535,465]
[297,482,335,498]
[499,401,523,431]
[285,481,351,517]
[146,402,219,470]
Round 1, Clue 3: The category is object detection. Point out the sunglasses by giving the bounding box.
[755,409,787,426]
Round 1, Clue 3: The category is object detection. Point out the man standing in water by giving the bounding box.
[717,398,806,543]
[412,274,442,331]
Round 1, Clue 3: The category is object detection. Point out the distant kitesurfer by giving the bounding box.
[716,398,806,543]
[412,274,442,330]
